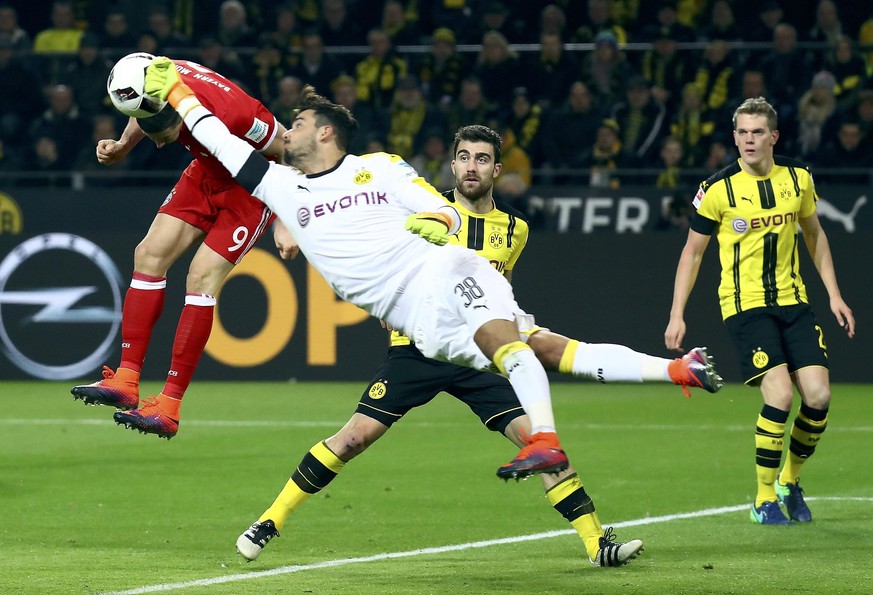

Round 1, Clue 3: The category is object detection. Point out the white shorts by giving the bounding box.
[390,244,525,371]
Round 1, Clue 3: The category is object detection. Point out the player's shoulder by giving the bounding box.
[699,160,742,193]
[774,155,814,177]
[493,198,530,224]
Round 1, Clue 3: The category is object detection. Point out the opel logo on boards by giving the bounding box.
[0,233,124,379]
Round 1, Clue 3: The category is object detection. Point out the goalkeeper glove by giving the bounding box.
[144,57,201,118]
[405,211,454,246]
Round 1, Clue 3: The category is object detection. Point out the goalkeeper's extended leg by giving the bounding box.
[527,331,723,396]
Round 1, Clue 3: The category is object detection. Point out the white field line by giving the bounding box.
[3,418,873,432]
[101,497,873,595]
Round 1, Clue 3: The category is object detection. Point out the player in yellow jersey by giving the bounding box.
[235,125,720,566]
[665,97,856,526]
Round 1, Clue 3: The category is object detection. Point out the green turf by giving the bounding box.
[1,381,871,594]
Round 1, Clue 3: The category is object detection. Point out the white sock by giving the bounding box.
[503,348,555,434]
[571,343,671,383]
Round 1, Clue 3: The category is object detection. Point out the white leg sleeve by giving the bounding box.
[571,342,671,383]
[503,347,555,434]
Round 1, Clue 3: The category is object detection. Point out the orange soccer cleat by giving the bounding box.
[668,347,724,397]
[497,431,568,481]
[113,393,180,439]
[71,366,140,410]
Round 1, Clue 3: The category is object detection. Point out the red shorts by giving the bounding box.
[159,160,275,264]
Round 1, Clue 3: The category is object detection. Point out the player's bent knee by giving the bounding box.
[493,340,534,375]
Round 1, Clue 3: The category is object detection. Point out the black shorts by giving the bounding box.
[724,303,829,385]
[355,345,525,433]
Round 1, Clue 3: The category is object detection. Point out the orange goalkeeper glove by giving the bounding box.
[144,57,201,118]
[404,211,454,246]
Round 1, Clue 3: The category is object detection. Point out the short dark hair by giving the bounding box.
[137,103,182,134]
[296,84,358,151]
[452,124,502,163]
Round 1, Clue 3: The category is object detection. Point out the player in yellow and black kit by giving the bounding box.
[665,97,855,526]
[236,125,722,566]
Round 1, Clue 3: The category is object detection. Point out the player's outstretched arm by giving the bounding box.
[665,229,710,351]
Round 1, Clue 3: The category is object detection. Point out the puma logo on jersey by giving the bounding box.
[741,196,753,203]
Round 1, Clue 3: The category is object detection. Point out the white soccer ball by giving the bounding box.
[106,52,168,118]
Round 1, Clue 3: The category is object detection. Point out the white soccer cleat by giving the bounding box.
[236,519,279,561]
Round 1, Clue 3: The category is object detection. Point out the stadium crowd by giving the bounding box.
[2,0,873,194]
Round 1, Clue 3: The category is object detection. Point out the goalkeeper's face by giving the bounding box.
[452,140,501,203]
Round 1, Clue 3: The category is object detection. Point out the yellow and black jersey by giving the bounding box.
[691,156,818,321]
[390,189,530,346]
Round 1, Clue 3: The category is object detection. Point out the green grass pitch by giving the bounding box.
[1,381,871,594]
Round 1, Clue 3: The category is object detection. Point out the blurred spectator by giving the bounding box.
[33,1,83,84]
[408,127,454,190]
[745,2,785,66]
[541,81,604,184]
[670,83,717,168]
[758,24,813,121]
[288,31,344,99]
[815,120,873,184]
[137,32,159,55]
[386,75,446,160]
[497,126,531,188]
[587,119,629,188]
[472,31,521,118]
[574,0,627,45]
[493,171,539,228]
[0,33,45,146]
[478,1,525,43]
[354,28,408,109]
[523,32,578,110]
[197,37,245,84]
[331,74,386,155]
[793,70,837,161]
[429,0,478,44]
[823,35,869,113]
[855,90,873,140]
[578,30,633,106]
[698,0,740,42]
[652,136,689,189]
[656,191,694,231]
[639,23,694,115]
[319,0,366,48]
[860,9,873,74]
[247,35,287,103]
[506,87,545,166]
[0,3,31,50]
[414,27,468,106]
[610,75,668,166]
[732,69,768,106]
[650,1,694,44]
[264,3,303,69]
[27,84,87,170]
[61,31,113,117]
[381,0,421,46]
[806,0,843,47]
[146,8,192,54]
[216,0,258,48]
[704,140,732,173]
[444,77,497,138]
[692,39,739,113]
[99,9,136,55]
[269,75,303,130]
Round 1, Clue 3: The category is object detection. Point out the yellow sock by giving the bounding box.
[754,406,788,507]
[546,473,602,558]
[260,441,345,530]
[780,405,828,485]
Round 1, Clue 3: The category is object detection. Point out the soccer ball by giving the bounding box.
[106,52,167,118]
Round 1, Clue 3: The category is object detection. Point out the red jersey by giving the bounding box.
[172,60,279,179]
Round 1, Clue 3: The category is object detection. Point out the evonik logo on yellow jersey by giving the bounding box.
[731,211,799,234]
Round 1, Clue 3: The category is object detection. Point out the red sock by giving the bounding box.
[163,294,216,399]
[119,272,167,373]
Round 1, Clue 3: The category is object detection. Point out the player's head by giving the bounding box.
[451,125,502,202]
[138,103,183,146]
[293,84,358,151]
[732,97,779,169]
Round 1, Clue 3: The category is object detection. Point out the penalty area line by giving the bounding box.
[100,498,871,595]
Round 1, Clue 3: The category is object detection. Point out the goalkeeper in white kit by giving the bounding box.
[142,57,722,483]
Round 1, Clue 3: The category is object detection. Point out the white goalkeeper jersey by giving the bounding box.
[207,131,461,319]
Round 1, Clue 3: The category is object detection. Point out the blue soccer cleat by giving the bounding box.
[776,478,812,522]
[750,501,793,525]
